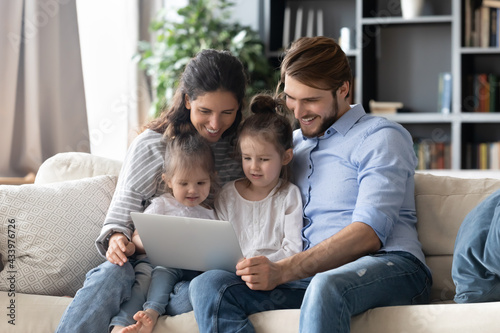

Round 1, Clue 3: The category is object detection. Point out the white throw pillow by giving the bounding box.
[0,175,116,297]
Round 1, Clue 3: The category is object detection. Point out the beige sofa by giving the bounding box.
[1,152,500,333]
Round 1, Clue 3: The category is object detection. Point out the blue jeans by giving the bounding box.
[143,266,201,316]
[56,257,194,332]
[110,257,153,327]
[143,266,184,315]
[189,270,309,332]
[189,251,432,333]
[55,260,136,333]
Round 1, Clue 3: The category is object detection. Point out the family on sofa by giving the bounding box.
[50,36,498,333]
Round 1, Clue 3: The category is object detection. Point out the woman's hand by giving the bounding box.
[106,233,135,266]
[235,256,283,291]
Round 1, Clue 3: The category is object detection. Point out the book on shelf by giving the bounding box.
[491,6,498,46]
[478,6,490,47]
[369,100,403,115]
[480,143,489,169]
[490,73,498,112]
[464,73,499,112]
[491,142,500,169]
[477,73,490,112]
[464,0,500,47]
[413,140,451,170]
[481,6,490,47]
[295,7,303,41]
[282,6,291,48]
[282,6,324,49]
[465,141,500,170]
[438,72,452,114]
[465,0,472,46]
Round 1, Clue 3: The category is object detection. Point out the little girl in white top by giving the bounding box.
[116,132,218,333]
[215,94,303,262]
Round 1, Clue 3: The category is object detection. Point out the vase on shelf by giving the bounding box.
[401,0,424,19]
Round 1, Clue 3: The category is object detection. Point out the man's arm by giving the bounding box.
[236,221,381,290]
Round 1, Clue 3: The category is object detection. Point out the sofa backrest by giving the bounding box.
[415,173,500,302]
[35,153,500,303]
[36,152,122,184]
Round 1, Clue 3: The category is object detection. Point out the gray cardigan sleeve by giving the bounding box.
[95,130,166,257]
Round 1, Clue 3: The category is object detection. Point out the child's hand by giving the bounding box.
[106,233,136,266]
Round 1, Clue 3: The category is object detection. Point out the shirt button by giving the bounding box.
[327,130,330,134]
[309,165,312,169]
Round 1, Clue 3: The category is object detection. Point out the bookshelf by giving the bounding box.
[263,0,500,170]
[458,0,500,170]
[263,0,361,104]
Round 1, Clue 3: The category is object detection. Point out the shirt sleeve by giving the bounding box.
[144,196,164,215]
[351,122,418,246]
[95,130,165,257]
[266,183,304,262]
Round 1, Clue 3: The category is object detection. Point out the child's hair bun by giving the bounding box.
[249,94,278,115]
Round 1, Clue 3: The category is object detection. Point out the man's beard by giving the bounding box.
[301,96,339,138]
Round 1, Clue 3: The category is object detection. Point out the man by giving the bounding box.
[189,36,432,333]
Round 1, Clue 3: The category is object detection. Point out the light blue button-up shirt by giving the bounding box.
[292,104,426,265]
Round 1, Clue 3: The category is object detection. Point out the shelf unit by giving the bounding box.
[359,0,456,170]
[263,0,500,170]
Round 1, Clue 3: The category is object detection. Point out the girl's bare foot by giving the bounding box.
[119,321,142,333]
[111,326,125,333]
[130,309,160,333]
[112,324,143,333]
[113,309,159,333]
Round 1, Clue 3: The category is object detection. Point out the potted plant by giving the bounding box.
[137,0,277,117]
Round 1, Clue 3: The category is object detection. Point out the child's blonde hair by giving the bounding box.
[163,132,219,205]
[236,94,294,189]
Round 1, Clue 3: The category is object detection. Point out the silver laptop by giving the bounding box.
[130,212,244,272]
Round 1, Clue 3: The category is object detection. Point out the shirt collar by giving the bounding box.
[313,104,366,139]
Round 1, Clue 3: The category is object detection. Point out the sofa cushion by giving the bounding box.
[452,189,500,303]
[0,175,116,297]
[414,173,500,302]
[35,152,122,185]
[415,173,500,257]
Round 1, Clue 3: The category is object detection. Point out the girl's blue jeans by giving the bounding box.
[55,257,194,333]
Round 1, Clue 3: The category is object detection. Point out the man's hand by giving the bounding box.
[106,233,135,266]
[236,256,283,291]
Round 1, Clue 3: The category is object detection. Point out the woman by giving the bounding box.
[56,49,247,333]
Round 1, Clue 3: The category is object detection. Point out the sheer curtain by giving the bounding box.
[76,0,158,161]
[0,0,89,177]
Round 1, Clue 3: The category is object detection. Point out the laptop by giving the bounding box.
[130,212,244,272]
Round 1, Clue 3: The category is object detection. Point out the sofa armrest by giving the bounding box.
[35,152,122,184]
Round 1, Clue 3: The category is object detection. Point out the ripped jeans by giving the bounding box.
[190,251,432,333]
